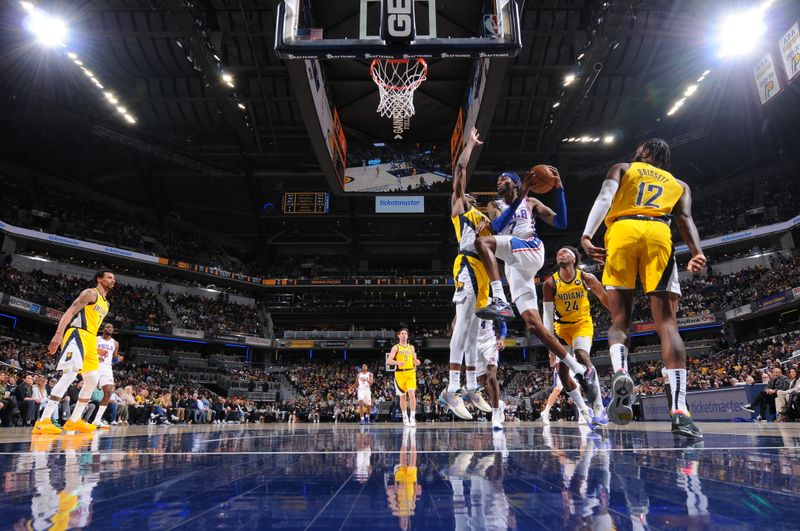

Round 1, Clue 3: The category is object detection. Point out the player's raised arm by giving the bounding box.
[580,162,628,263]
[451,127,483,216]
[48,288,98,354]
[582,272,609,309]
[673,180,707,273]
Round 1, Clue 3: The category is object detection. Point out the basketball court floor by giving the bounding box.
[1,421,798,529]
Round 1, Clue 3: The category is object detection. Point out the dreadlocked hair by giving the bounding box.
[638,138,671,169]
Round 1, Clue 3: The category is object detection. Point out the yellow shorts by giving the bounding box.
[555,322,594,348]
[452,253,489,310]
[603,218,680,295]
[58,328,99,373]
[394,466,418,517]
[394,370,417,394]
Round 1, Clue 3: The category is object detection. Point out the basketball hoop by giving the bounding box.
[370,58,428,119]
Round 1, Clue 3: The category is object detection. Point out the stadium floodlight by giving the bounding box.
[684,85,698,97]
[564,74,576,86]
[580,136,591,142]
[603,135,615,143]
[25,7,68,47]
[20,1,34,12]
[67,52,77,59]
[552,101,560,108]
[237,103,246,110]
[718,9,765,58]
[123,114,136,124]
[116,106,127,114]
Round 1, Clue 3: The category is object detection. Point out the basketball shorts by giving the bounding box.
[393,465,418,517]
[603,219,681,295]
[98,365,115,388]
[555,322,594,354]
[394,370,417,395]
[452,253,489,310]
[476,333,499,378]
[57,328,99,373]
[357,389,372,405]
[494,235,545,313]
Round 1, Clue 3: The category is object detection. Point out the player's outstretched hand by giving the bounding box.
[548,166,563,189]
[48,333,63,355]
[581,235,606,263]
[469,127,483,146]
[687,253,707,273]
[414,359,421,366]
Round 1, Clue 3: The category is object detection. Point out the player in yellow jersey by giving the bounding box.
[387,428,420,531]
[441,127,492,420]
[542,246,609,423]
[32,270,115,435]
[387,327,421,426]
[581,138,706,438]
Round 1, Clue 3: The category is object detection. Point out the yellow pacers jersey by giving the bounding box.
[394,466,418,517]
[605,162,684,226]
[553,270,592,325]
[451,206,491,253]
[395,344,415,370]
[69,288,109,336]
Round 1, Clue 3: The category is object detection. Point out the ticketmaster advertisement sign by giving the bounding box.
[640,385,762,421]
[375,196,425,213]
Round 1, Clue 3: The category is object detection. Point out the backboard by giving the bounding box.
[275,0,521,60]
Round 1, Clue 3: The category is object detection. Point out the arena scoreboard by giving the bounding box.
[282,192,330,214]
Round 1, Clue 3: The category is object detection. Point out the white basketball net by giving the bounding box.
[370,59,428,119]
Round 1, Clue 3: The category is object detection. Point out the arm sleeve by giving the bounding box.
[490,195,525,233]
[552,188,567,229]
[543,301,555,334]
[496,319,507,339]
[582,179,619,238]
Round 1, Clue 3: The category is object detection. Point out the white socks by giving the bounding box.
[561,354,585,376]
[71,401,88,422]
[94,405,108,424]
[490,281,507,303]
[466,370,478,392]
[567,388,590,417]
[41,399,59,422]
[666,368,688,412]
[448,370,461,393]
[610,343,628,373]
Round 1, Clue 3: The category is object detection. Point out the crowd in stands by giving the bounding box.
[0,263,171,328]
[0,173,231,269]
[166,291,263,336]
[0,262,269,335]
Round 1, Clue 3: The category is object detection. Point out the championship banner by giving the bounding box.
[172,327,205,339]
[753,52,782,105]
[779,21,800,82]
[8,296,41,314]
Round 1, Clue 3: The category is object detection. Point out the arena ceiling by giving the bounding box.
[0,0,798,248]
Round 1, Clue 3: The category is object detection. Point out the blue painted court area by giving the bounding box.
[1,422,798,529]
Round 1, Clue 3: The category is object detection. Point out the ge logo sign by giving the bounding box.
[385,0,413,39]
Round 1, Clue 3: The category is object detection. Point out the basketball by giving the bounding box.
[525,165,558,194]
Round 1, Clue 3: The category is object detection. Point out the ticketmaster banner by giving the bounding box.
[375,196,425,213]
[0,219,161,264]
[640,385,761,421]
